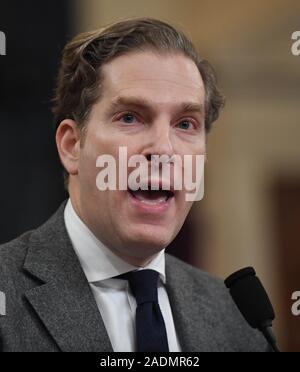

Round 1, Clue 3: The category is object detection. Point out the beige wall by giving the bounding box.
[73,0,300,348]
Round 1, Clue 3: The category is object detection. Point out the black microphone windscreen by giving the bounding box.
[225,267,275,329]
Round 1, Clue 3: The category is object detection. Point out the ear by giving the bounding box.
[56,119,81,176]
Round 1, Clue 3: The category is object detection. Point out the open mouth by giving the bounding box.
[128,189,175,205]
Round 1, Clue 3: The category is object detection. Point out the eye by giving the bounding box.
[177,120,194,130]
[119,112,138,124]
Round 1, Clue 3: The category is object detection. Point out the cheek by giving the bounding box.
[179,196,193,214]
[78,145,104,195]
[79,131,114,174]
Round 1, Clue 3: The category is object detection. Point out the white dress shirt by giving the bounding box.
[64,199,182,352]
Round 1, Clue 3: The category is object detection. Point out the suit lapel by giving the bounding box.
[23,203,113,352]
[21,203,225,352]
[165,254,221,352]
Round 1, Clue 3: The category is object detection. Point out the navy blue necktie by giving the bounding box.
[118,269,169,352]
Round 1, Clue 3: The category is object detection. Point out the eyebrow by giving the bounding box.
[105,96,204,119]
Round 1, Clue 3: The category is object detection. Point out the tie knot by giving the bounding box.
[117,269,159,305]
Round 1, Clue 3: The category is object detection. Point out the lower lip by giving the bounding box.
[128,191,173,214]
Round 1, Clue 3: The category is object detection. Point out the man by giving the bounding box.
[0,18,268,352]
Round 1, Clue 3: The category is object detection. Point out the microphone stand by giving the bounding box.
[259,320,280,353]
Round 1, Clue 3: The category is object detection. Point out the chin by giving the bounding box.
[123,224,178,254]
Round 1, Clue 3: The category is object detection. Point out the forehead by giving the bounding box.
[100,51,205,107]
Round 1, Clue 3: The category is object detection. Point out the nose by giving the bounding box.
[141,121,174,161]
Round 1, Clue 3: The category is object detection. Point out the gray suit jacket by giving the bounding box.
[0,202,268,352]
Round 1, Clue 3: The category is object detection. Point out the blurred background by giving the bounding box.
[0,0,299,352]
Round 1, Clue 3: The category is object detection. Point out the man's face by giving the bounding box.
[74,51,206,264]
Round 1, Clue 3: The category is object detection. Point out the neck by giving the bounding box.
[107,248,159,268]
[68,192,160,269]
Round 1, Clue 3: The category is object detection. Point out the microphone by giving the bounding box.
[224,267,280,352]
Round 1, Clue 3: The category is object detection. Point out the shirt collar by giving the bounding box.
[64,199,166,284]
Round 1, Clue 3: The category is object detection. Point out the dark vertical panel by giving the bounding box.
[272,178,300,352]
[0,1,70,243]
[167,209,205,267]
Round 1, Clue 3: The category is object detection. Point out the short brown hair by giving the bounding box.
[52,17,225,185]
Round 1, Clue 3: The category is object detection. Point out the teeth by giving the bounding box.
[131,190,169,205]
